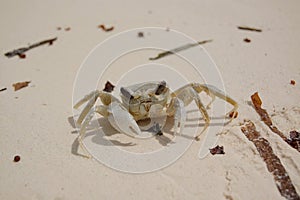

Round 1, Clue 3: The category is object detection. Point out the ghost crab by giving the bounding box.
[74,81,238,157]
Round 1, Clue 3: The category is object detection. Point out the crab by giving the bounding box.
[73,81,238,157]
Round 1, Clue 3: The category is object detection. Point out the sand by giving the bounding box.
[0,0,300,199]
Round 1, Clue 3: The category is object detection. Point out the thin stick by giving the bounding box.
[149,39,213,60]
[4,37,57,58]
[237,26,262,32]
[0,88,7,92]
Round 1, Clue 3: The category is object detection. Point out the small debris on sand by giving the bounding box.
[243,38,251,43]
[103,81,115,93]
[137,32,144,38]
[209,145,225,155]
[12,81,31,91]
[287,130,300,152]
[98,24,114,32]
[14,155,21,162]
[290,80,296,85]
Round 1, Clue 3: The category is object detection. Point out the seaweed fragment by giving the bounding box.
[241,120,300,200]
[4,37,57,58]
[149,39,213,60]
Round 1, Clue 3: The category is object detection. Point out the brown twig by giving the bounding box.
[149,39,213,60]
[237,26,262,32]
[241,120,300,200]
[98,24,114,32]
[0,88,7,92]
[4,37,57,58]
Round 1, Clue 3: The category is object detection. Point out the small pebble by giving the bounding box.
[137,32,144,38]
[14,155,21,162]
[290,80,296,85]
[243,38,251,43]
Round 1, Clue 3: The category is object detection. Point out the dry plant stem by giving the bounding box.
[0,88,7,92]
[149,39,213,60]
[4,37,57,58]
[98,24,114,32]
[241,120,300,200]
[237,26,262,32]
[251,92,300,152]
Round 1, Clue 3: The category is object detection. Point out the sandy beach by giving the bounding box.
[1,0,300,199]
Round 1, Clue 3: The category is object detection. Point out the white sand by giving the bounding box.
[1,0,300,199]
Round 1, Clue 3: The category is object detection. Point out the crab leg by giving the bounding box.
[77,108,96,158]
[74,90,100,109]
[76,95,98,126]
[172,86,210,140]
[174,83,238,118]
[192,83,238,118]
[74,90,100,126]
[76,105,112,158]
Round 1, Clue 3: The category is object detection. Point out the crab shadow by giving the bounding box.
[68,116,136,157]
[68,110,232,157]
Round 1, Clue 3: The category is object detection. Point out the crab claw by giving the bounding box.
[107,102,141,137]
